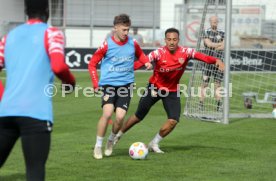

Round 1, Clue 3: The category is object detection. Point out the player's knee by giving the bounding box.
[101,113,112,121]
[115,113,125,122]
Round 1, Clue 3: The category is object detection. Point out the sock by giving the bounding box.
[95,136,104,147]
[108,131,116,141]
[152,133,163,145]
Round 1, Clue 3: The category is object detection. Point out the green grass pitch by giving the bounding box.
[1,71,276,181]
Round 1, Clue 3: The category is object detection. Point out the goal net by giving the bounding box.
[184,0,276,123]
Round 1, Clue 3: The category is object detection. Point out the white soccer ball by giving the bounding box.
[272,109,276,119]
[129,142,148,160]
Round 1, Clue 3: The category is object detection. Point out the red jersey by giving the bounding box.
[147,46,217,92]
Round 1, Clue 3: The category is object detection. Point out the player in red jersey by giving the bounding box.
[113,28,224,153]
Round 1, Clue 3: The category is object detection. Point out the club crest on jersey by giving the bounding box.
[103,94,109,101]
[178,58,185,64]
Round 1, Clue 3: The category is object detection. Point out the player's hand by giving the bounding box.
[215,59,225,71]
[93,87,102,94]
[145,62,153,70]
[61,82,75,94]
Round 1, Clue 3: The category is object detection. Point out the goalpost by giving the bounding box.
[184,0,276,123]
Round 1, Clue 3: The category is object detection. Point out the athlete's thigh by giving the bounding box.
[101,85,117,108]
[135,85,160,120]
[115,84,132,112]
[162,92,181,121]
[0,117,20,166]
[17,117,52,173]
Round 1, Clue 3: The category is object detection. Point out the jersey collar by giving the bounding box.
[27,19,43,24]
[111,36,129,46]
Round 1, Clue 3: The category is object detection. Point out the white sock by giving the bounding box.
[108,131,116,141]
[116,130,124,138]
[152,133,163,145]
[95,136,104,147]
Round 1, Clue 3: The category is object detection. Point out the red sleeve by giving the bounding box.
[88,41,108,88]
[45,27,75,85]
[193,51,217,64]
[134,61,144,70]
[0,36,6,71]
[0,79,4,100]
[134,40,149,64]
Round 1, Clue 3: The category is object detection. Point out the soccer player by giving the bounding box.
[0,0,76,180]
[200,16,225,111]
[88,14,151,159]
[114,28,224,153]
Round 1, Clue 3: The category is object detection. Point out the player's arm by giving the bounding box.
[88,41,107,90]
[216,39,224,50]
[189,48,224,71]
[204,38,221,49]
[133,40,152,70]
[45,27,76,88]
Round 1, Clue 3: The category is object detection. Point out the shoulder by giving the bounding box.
[217,28,225,34]
[46,26,64,36]
[98,40,108,51]
[155,46,166,54]
[205,28,212,33]
[179,46,195,53]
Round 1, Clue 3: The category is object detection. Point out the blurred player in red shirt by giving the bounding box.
[114,28,224,153]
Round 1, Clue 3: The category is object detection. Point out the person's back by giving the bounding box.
[0,1,75,180]
[132,27,144,46]
[0,22,54,120]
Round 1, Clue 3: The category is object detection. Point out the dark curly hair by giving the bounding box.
[25,0,49,21]
[165,28,179,37]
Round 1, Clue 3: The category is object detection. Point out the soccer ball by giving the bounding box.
[272,109,276,119]
[129,142,148,160]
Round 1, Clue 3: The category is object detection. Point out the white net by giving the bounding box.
[184,0,276,122]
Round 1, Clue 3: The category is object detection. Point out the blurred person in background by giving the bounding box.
[131,27,144,46]
[200,16,225,111]
[0,0,76,180]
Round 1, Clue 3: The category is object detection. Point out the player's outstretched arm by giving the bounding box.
[134,40,152,70]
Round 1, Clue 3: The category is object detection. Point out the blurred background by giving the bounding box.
[0,0,276,49]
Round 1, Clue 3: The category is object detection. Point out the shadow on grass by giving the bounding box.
[110,144,238,158]
[0,173,25,181]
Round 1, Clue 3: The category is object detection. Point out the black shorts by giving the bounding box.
[135,84,181,122]
[101,83,133,111]
[202,64,224,83]
[0,116,53,136]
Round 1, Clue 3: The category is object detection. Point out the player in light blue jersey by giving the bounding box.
[0,1,75,180]
[89,14,152,159]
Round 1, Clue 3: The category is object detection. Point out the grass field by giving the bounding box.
[1,71,276,181]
